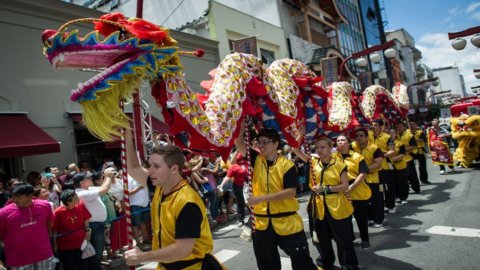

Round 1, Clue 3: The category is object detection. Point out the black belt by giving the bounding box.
[161,257,203,269]
[313,191,338,195]
[253,211,296,218]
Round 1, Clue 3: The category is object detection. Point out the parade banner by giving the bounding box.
[359,72,373,91]
[427,128,454,165]
[232,37,258,56]
[320,57,338,88]
[379,77,392,90]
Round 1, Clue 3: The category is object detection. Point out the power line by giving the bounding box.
[161,0,186,25]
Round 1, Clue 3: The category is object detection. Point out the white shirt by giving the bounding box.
[76,187,107,222]
[128,175,150,207]
[109,179,124,201]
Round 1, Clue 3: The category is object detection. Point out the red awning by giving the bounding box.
[0,114,61,158]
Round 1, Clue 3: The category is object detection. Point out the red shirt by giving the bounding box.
[53,202,91,250]
[227,164,247,186]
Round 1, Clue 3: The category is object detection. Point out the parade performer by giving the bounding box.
[335,134,371,248]
[385,128,409,205]
[395,122,420,194]
[450,114,480,168]
[294,137,358,270]
[428,119,455,174]
[235,125,317,270]
[410,122,430,184]
[124,130,224,269]
[352,129,384,228]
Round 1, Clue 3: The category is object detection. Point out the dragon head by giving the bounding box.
[451,114,480,139]
[42,13,185,141]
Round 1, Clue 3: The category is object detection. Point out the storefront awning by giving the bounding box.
[0,114,61,158]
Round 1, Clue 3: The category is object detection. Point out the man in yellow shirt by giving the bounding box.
[410,122,430,184]
[396,122,421,194]
[235,126,317,270]
[123,130,224,270]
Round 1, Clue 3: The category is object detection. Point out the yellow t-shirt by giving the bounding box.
[252,155,303,236]
[151,181,214,270]
[309,156,353,220]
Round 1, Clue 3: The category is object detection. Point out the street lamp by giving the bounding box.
[339,40,396,80]
[448,26,480,50]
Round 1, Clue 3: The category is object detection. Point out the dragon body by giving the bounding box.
[42,13,409,155]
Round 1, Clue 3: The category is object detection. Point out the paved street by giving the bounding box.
[122,159,480,270]
[209,160,480,269]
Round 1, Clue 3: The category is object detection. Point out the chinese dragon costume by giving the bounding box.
[42,13,410,155]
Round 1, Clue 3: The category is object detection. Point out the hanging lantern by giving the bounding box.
[355,57,368,67]
[369,53,382,63]
[384,48,397,58]
[452,38,467,50]
[471,34,480,47]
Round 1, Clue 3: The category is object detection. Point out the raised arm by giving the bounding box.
[234,120,247,157]
[125,129,149,186]
[291,148,309,163]
[97,168,114,196]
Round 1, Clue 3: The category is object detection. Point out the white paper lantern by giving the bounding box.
[452,38,467,50]
[471,34,480,47]
[384,48,397,58]
[355,57,368,67]
[369,53,382,63]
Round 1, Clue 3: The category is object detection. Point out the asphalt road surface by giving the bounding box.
[134,159,480,270]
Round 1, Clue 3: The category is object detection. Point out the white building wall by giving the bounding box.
[433,67,465,98]
[208,1,288,61]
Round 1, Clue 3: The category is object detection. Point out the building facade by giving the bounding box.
[177,1,289,64]
[358,0,391,82]
[433,66,468,104]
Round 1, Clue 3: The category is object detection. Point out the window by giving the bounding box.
[260,48,275,66]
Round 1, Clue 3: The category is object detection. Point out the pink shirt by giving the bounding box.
[0,199,54,267]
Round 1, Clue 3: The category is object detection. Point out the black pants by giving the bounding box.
[407,160,420,192]
[383,170,396,209]
[413,153,428,183]
[367,183,384,224]
[233,184,245,221]
[352,200,369,242]
[252,222,316,270]
[439,165,454,171]
[314,208,359,270]
[59,249,82,270]
[394,168,409,201]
